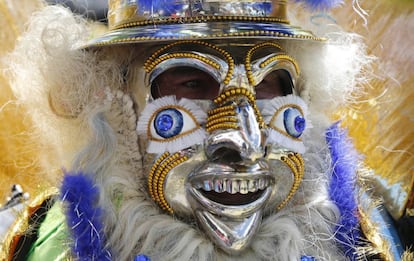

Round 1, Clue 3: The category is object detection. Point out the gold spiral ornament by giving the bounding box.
[277,153,304,210]
[148,152,189,214]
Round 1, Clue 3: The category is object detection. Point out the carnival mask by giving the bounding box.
[137,40,309,254]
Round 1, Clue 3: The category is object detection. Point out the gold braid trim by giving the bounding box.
[144,40,235,85]
[114,16,290,30]
[207,104,238,132]
[260,54,300,73]
[207,104,237,116]
[358,205,395,261]
[145,52,220,73]
[245,42,284,86]
[0,187,59,261]
[207,109,236,121]
[277,153,304,210]
[92,31,325,48]
[211,87,265,129]
[245,42,300,86]
[148,152,189,214]
[206,117,238,129]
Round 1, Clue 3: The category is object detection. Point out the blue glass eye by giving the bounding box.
[283,107,306,138]
[154,108,183,138]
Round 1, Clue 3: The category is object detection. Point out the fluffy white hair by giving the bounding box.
[6,4,371,260]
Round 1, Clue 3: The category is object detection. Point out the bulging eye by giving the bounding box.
[267,105,306,140]
[154,108,184,138]
[262,95,309,153]
[283,107,306,138]
[150,107,196,140]
[137,96,207,153]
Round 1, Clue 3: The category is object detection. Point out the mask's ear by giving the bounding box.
[105,89,143,169]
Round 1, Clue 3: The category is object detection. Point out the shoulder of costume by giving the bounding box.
[326,122,407,260]
[0,187,71,260]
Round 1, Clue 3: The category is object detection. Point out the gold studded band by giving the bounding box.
[148,152,189,214]
[206,117,238,129]
[245,42,300,87]
[144,40,235,85]
[207,108,236,120]
[89,31,325,48]
[144,52,220,74]
[260,54,300,73]
[114,16,291,30]
[212,87,265,129]
[277,152,304,210]
[245,42,284,86]
[206,104,238,132]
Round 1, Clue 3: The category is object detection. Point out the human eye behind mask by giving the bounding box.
[255,69,294,99]
[151,66,220,100]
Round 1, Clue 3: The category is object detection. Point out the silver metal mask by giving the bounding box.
[137,40,308,254]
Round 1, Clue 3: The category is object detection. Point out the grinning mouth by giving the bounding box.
[201,190,265,205]
[191,176,273,207]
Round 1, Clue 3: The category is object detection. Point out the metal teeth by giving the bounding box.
[196,178,271,194]
[239,180,248,194]
[248,180,256,192]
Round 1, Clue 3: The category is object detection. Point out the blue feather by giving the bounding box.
[326,122,361,260]
[61,172,111,260]
[294,0,343,11]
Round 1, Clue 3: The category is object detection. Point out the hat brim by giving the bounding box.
[83,21,324,48]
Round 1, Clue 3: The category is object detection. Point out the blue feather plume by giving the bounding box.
[326,122,361,260]
[61,172,111,260]
[294,0,343,11]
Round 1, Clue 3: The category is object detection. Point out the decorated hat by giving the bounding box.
[85,0,343,47]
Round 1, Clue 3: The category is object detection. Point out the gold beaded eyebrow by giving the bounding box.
[245,42,300,86]
[144,40,235,85]
[149,53,221,72]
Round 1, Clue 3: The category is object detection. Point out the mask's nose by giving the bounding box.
[205,97,264,164]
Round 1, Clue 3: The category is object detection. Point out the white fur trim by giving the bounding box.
[262,95,310,153]
[137,96,207,153]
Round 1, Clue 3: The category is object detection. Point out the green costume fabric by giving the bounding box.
[26,202,70,260]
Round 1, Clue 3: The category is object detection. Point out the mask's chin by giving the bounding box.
[185,161,274,253]
[160,151,296,254]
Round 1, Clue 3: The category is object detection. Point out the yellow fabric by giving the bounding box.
[0,0,50,202]
[332,1,414,219]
